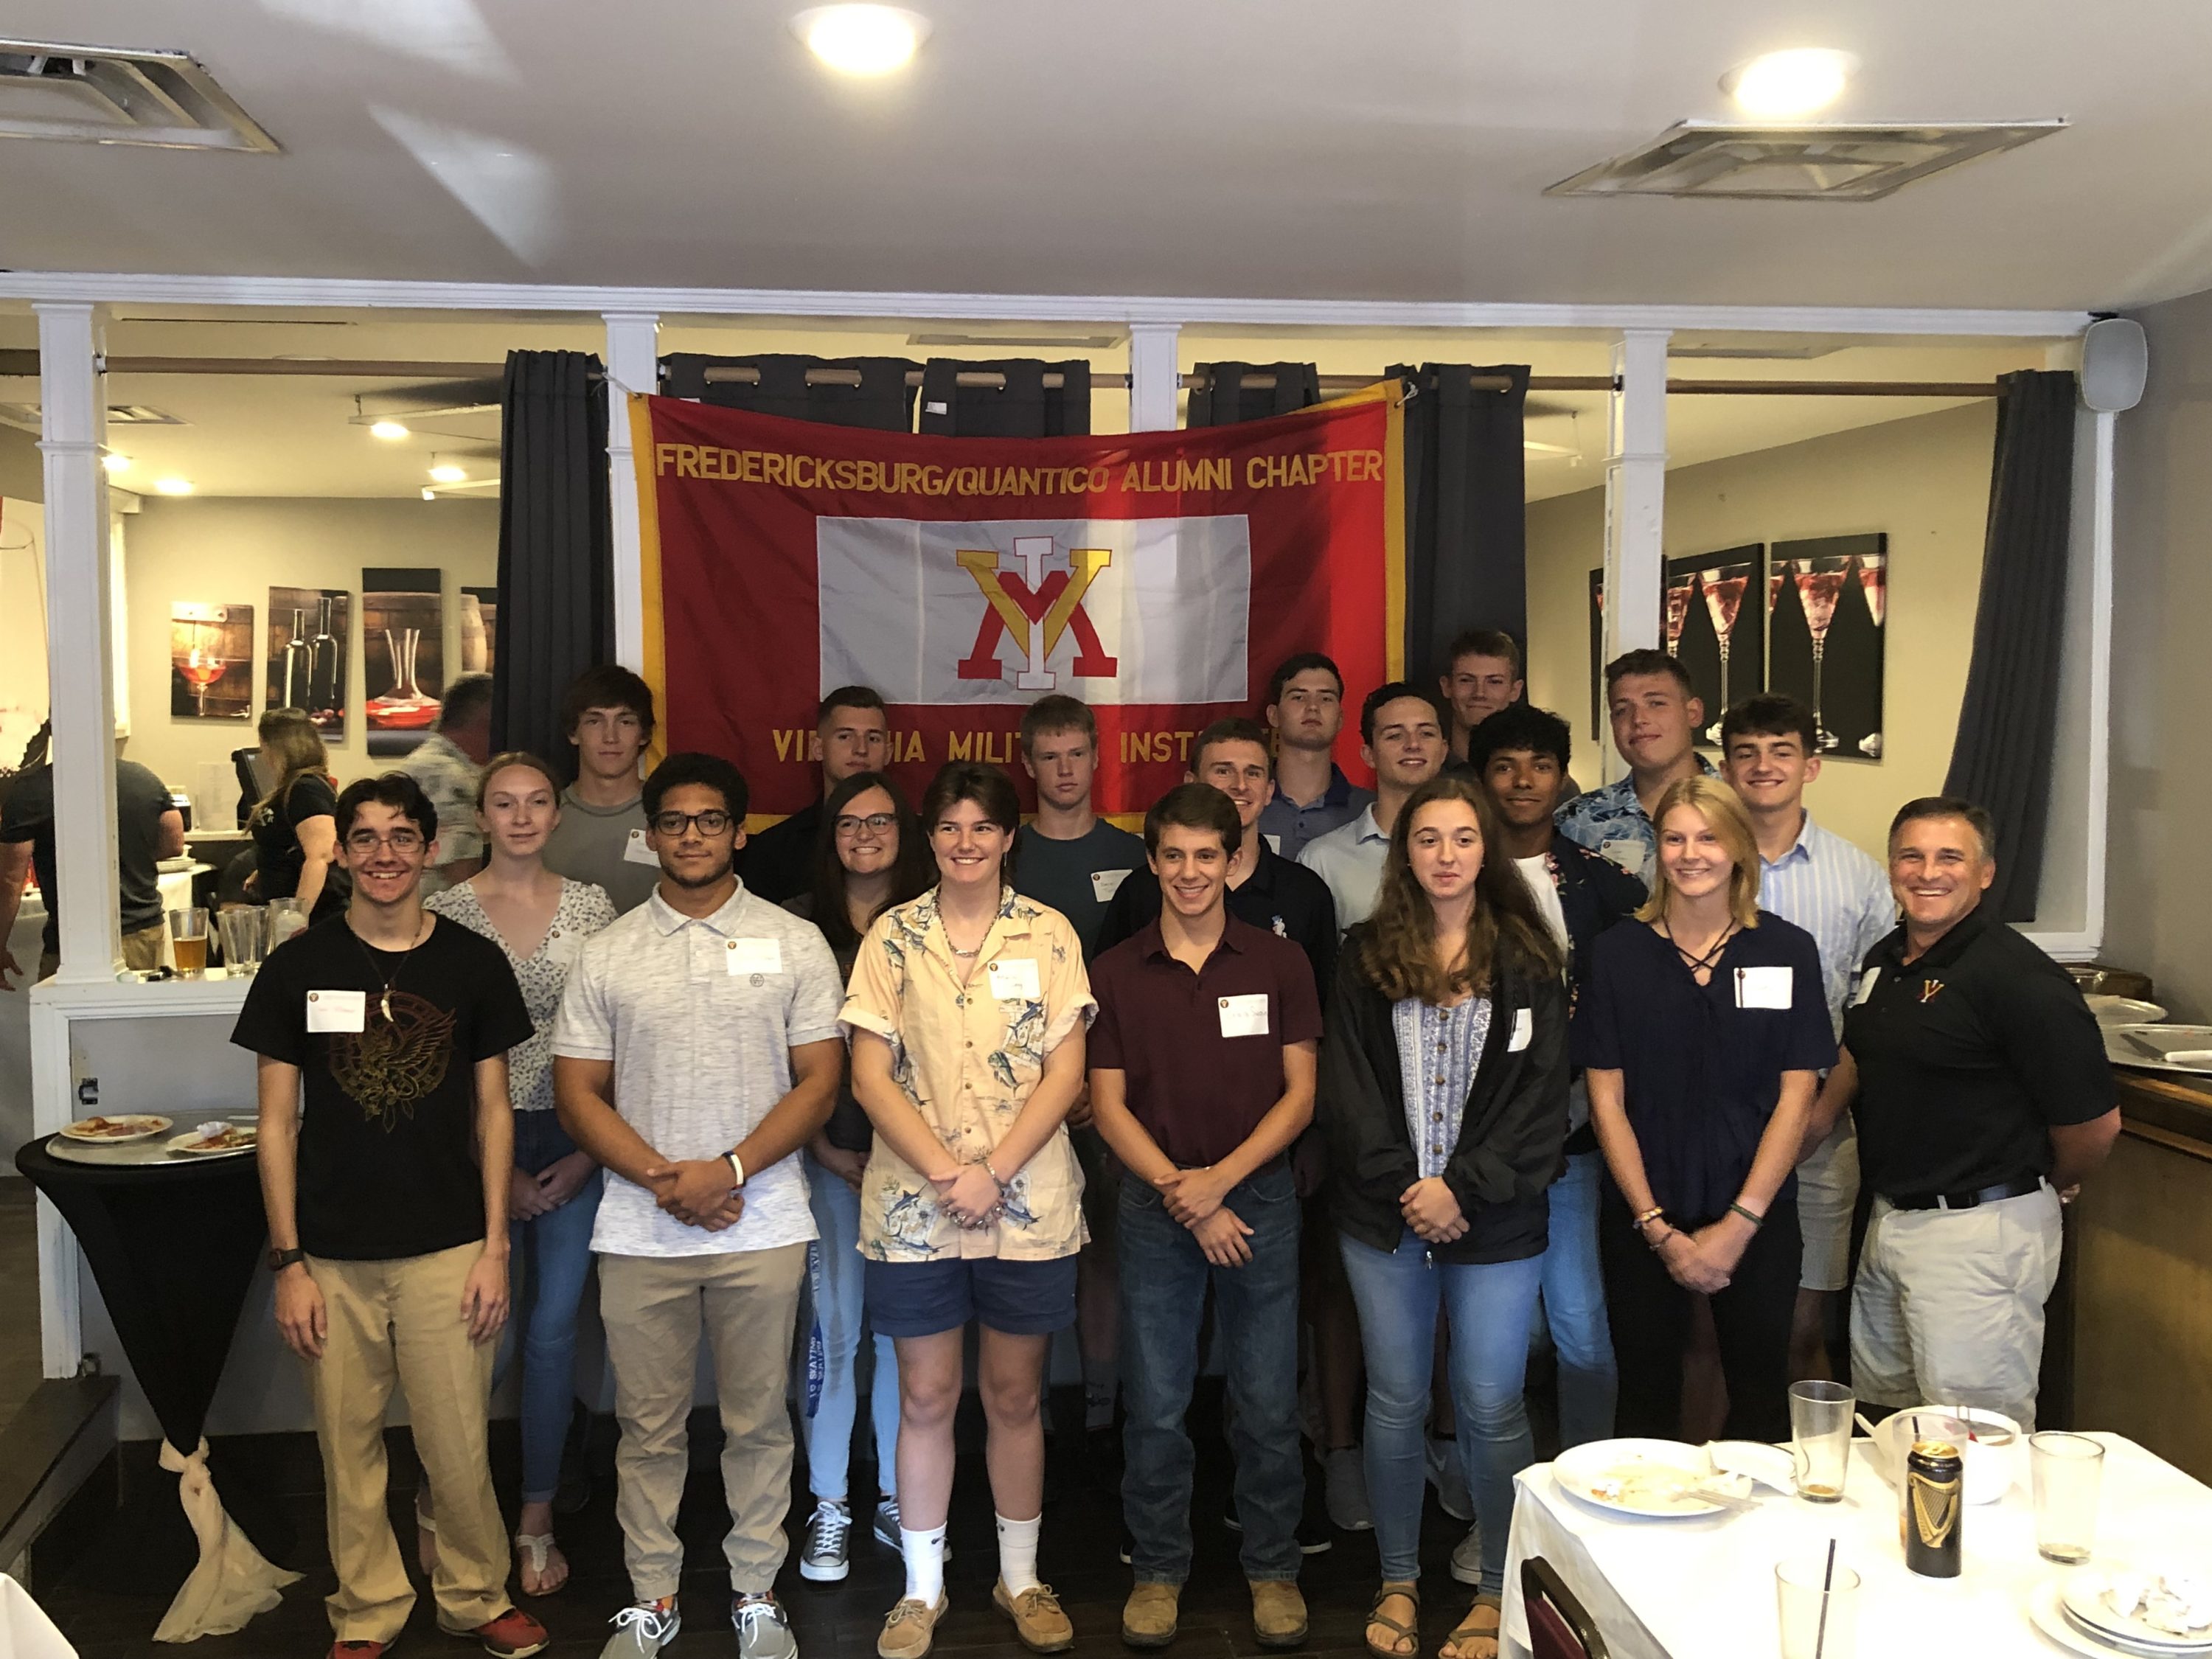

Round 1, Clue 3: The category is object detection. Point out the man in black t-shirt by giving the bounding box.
[0,757,182,984]
[232,772,546,1659]
[740,686,891,903]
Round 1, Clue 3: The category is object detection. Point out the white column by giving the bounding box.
[35,302,120,982]
[1601,329,1670,782]
[1127,322,1181,432]
[603,311,660,673]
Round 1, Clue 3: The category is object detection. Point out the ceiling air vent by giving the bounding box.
[0,39,278,152]
[1546,120,2062,202]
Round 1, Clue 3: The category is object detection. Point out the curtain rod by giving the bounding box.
[0,351,2004,399]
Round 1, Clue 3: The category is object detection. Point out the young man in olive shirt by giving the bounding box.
[1089,783,1321,1651]
[540,665,661,914]
[233,773,543,1659]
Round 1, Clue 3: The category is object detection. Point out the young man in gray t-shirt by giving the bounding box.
[540,665,661,914]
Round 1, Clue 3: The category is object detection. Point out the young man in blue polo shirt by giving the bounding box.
[1088,782,1321,1652]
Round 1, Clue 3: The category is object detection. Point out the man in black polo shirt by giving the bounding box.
[1806,796,2116,1430]
[1089,782,1321,1652]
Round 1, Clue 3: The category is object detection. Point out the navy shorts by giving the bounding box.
[863,1254,1079,1338]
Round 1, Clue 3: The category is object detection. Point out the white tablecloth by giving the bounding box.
[1500,1434,2211,1658]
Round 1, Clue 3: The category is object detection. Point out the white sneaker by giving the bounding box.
[800,1499,852,1582]
[1323,1446,1374,1531]
[734,1593,799,1659]
[1450,1523,1484,1587]
[601,1601,680,1659]
[1426,1438,1473,1522]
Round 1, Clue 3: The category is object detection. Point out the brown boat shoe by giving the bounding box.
[1251,1579,1309,1649]
[1121,1582,1180,1648]
[877,1593,947,1659]
[993,1581,1075,1653]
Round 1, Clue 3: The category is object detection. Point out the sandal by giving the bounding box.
[1366,1581,1420,1659]
[514,1532,568,1596]
[1441,1594,1501,1659]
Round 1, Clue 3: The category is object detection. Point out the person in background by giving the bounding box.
[1088,782,1321,1652]
[1470,705,1639,1455]
[1299,684,1450,931]
[1321,773,1568,1659]
[554,753,844,1659]
[1256,653,1374,861]
[784,771,932,1582]
[1718,695,1894,1382]
[425,754,619,1599]
[232,772,545,1659]
[541,665,661,915]
[1578,778,1833,1444]
[843,762,1093,1659]
[1009,695,1146,1479]
[743,686,892,904]
[1436,630,1525,769]
[406,672,494,895]
[249,707,344,923]
[1,750,184,984]
[1805,798,2119,1431]
[1554,651,1714,884]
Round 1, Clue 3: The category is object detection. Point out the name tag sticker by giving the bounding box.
[1736,966,1793,1009]
[1854,967,1880,1006]
[1509,1007,1534,1051]
[986,956,1042,1001]
[726,937,783,975]
[543,928,580,969]
[307,989,366,1033]
[1090,869,1132,903]
[1264,833,1283,855]
[623,827,660,867]
[1218,993,1270,1037]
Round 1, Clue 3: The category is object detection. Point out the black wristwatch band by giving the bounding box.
[268,1247,306,1273]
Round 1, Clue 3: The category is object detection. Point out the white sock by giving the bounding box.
[995,1512,1041,1595]
[900,1523,946,1604]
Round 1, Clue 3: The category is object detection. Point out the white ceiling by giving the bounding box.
[3,1,2211,309]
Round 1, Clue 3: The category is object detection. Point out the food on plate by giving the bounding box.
[173,1123,257,1155]
[2103,1570,2212,1636]
[1588,1466,1747,1509]
[62,1114,169,1140]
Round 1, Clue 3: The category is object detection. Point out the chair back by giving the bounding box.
[1522,1556,1608,1659]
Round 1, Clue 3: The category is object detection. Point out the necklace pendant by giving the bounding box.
[380,991,393,1022]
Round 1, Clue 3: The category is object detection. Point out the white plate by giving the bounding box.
[2063,1571,2212,1653]
[1552,1439,1733,1518]
[2088,995,2168,1026]
[59,1114,173,1144]
[166,1126,258,1158]
[2107,1026,2212,1076]
[2034,1579,2135,1658]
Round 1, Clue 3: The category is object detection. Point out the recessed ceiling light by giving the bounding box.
[793,5,931,76]
[429,462,467,484]
[155,478,194,495]
[1721,49,1857,119]
[370,420,411,440]
[102,452,132,474]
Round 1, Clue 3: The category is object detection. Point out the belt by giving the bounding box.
[1883,1174,2044,1212]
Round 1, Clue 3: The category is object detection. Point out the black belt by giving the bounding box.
[1883,1174,2044,1212]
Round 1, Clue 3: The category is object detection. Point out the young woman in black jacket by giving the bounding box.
[1319,773,1568,1659]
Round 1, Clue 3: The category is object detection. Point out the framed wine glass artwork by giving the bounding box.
[265,586,351,741]
[1662,545,1765,748]
[169,602,254,721]
[1767,533,1888,760]
[361,567,446,757]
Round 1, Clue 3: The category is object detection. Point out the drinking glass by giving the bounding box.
[265,898,307,948]
[1789,1380,1854,1503]
[1776,1556,1858,1659]
[169,907,209,978]
[218,907,265,976]
[2031,1431,2105,1564]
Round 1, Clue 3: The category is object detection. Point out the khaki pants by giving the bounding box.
[1850,1184,2063,1430]
[36,921,166,981]
[600,1245,808,1600]
[306,1242,508,1643]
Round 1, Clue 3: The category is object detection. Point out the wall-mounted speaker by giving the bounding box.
[2080,316,2148,413]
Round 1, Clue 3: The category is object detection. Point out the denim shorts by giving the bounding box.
[863,1253,1079,1338]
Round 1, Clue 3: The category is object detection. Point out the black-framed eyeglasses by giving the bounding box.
[834,812,897,836]
[650,810,732,837]
[345,829,425,854]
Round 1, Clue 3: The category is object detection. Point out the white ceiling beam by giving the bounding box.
[0,271,2095,339]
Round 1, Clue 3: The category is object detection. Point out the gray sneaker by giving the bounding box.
[600,1601,680,1659]
[734,1593,799,1659]
[1449,1521,1483,1587]
[871,1495,949,1562]
[800,1499,852,1582]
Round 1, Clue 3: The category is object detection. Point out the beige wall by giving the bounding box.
[1526,401,1995,862]
[2110,290,2212,1020]
[121,496,499,807]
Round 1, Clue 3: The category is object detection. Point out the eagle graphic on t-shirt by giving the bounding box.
[327,992,457,1130]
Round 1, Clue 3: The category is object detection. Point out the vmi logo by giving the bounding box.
[956,537,1118,688]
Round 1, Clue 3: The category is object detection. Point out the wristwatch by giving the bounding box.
[268,1247,306,1274]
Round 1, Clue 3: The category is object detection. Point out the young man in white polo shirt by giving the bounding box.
[554,753,846,1659]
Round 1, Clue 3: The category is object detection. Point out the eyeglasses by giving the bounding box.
[650,810,733,837]
[834,813,897,836]
[344,829,425,854]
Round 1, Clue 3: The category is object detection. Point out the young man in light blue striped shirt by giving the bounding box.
[1720,695,1896,1382]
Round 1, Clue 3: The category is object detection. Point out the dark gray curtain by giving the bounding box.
[917,358,1091,437]
[1185,362,1320,427]
[1391,363,1531,679]
[494,350,610,764]
[661,352,919,431]
[1943,369,2079,922]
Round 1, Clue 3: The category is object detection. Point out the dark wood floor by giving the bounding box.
[0,1180,44,1430]
[31,1386,1498,1659]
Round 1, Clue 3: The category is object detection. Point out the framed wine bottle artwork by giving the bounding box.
[1767,534,1887,760]
[169,601,254,721]
[265,586,351,741]
[361,567,445,757]
[1661,545,1766,749]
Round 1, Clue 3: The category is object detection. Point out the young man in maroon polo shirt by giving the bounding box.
[1088,783,1321,1653]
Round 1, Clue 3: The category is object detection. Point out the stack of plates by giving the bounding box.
[2033,1569,2212,1658]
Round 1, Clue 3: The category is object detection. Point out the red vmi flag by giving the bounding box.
[633,383,1405,822]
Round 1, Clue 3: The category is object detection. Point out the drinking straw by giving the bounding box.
[1815,1538,1838,1659]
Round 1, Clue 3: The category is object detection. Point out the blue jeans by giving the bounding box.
[804,1152,900,1501]
[499,1110,602,1503]
[1539,1151,1617,1450]
[1340,1230,1545,1596]
[1119,1161,1302,1584]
